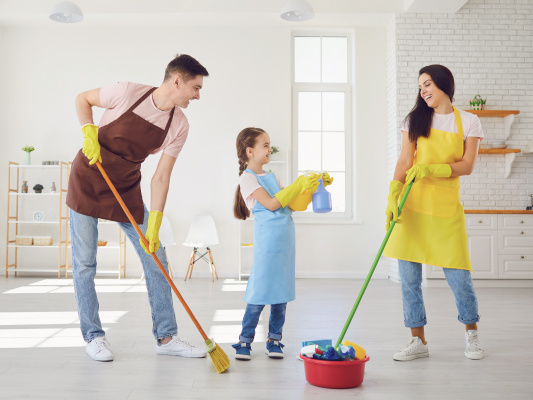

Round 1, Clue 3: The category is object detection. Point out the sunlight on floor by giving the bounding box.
[0,311,127,348]
[4,279,147,294]
[0,311,127,326]
[0,328,102,348]
[207,324,266,344]
[213,309,258,322]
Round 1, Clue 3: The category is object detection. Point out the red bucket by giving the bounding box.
[300,354,370,389]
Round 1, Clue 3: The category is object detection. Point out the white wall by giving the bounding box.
[0,24,389,279]
[386,0,533,278]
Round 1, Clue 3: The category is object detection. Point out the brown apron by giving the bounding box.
[66,87,174,224]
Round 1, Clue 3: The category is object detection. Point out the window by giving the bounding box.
[292,34,352,218]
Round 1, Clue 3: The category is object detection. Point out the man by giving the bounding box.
[66,54,208,362]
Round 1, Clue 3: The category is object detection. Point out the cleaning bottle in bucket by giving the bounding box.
[312,175,332,213]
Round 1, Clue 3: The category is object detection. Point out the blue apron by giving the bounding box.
[243,169,296,305]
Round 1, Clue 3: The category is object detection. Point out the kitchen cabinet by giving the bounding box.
[425,212,533,280]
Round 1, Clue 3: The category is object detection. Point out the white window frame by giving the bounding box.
[291,32,354,221]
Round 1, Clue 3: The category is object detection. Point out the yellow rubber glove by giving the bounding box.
[82,124,102,165]
[140,211,163,254]
[405,164,451,183]
[275,175,320,208]
[288,173,321,211]
[385,180,403,231]
[321,172,334,187]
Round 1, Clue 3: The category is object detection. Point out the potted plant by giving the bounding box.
[33,184,44,193]
[469,95,487,110]
[270,145,280,160]
[22,145,35,165]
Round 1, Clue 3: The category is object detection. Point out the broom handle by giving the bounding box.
[95,161,209,341]
[335,181,413,348]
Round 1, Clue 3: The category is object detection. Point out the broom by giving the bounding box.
[95,161,230,373]
[335,181,413,348]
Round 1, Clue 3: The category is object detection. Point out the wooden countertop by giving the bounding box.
[464,210,533,214]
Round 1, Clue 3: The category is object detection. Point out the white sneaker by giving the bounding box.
[465,330,484,360]
[86,336,113,362]
[393,337,429,361]
[156,336,207,358]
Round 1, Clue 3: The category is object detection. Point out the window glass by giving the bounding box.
[322,37,348,83]
[294,37,320,83]
[298,92,321,131]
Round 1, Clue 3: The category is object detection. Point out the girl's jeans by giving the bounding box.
[239,303,287,343]
[70,206,177,342]
[398,260,480,328]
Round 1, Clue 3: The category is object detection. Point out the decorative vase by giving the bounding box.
[25,152,31,165]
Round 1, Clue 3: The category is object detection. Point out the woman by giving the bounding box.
[384,64,485,361]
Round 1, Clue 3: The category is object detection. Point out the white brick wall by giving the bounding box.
[386,0,533,278]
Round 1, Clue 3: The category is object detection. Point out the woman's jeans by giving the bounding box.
[70,206,177,342]
[398,260,480,328]
[239,303,287,343]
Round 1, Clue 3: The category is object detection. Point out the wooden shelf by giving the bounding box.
[479,148,521,154]
[465,110,520,117]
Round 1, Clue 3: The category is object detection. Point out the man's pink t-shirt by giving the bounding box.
[98,82,189,158]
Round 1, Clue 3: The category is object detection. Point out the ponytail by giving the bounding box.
[233,127,266,220]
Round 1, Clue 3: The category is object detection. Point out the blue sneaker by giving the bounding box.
[265,340,284,359]
[232,342,252,360]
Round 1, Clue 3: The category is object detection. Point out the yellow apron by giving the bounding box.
[384,106,472,271]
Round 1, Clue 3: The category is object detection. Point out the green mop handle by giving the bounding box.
[334,181,413,348]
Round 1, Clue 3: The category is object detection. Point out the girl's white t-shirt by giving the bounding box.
[239,171,282,211]
[401,109,484,141]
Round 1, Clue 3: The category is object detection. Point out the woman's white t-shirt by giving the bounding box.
[401,109,484,141]
[239,171,282,211]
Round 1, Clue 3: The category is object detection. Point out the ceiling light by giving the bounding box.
[280,0,315,22]
[49,1,84,23]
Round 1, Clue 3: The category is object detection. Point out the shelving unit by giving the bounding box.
[6,162,69,277]
[465,109,521,178]
[6,161,127,278]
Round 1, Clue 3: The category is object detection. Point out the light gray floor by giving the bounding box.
[0,275,531,400]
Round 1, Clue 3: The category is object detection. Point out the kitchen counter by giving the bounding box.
[464,210,533,214]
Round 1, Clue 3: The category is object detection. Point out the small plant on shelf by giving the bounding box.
[271,146,279,155]
[469,95,487,110]
[22,145,35,165]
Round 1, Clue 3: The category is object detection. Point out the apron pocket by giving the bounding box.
[405,182,458,218]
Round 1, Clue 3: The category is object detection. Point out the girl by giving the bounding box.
[232,127,320,360]
[384,65,485,361]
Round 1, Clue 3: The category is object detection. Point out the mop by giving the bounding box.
[300,181,413,361]
[95,161,230,374]
[335,181,413,349]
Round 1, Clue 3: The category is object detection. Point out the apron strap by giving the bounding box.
[163,107,175,132]
[453,106,464,138]
[123,87,157,115]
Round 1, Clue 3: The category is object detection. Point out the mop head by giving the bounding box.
[206,338,230,373]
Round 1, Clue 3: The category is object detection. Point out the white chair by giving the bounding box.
[141,215,175,280]
[183,215,219,282]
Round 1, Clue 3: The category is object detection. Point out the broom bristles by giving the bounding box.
[207,341,230,374]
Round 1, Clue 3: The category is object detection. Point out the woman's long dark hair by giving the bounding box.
[233,127,266,220]
[403,64,455,142]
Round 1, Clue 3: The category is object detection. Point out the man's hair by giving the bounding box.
[164,54,209,82]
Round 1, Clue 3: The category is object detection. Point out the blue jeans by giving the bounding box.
[239,303,287,344]
[398,260,480,328]
[70,206,177,342]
